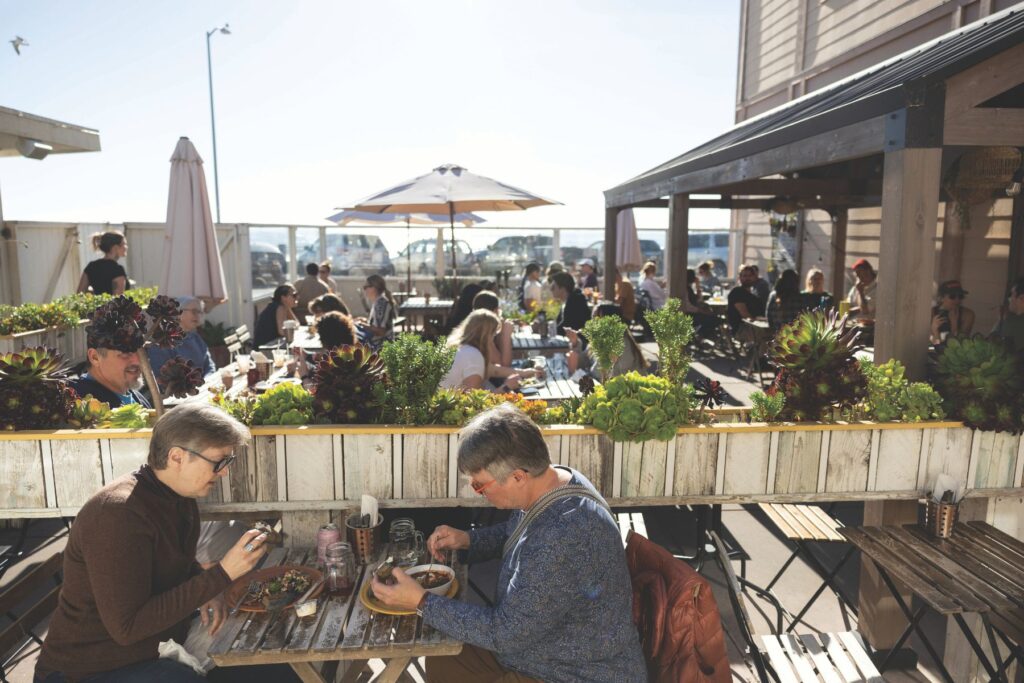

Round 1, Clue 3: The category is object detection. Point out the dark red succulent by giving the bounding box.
[145,296,185,349]
[694,378,728,409]
[578,375,596,397]
[86,296,146,352]
[158,357,203,398]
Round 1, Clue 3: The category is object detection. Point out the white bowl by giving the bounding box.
[405,564,454,596]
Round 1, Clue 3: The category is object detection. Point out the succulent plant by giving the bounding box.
[145,296,185,349]
[767,310,866,421]
[103,403,153,429]
[644,298,695,387]
[576,371,693,442]
[67,395,112,429]
[749,390,786,423]
[694,378,727,409]
[0,347,77,430]
[935,335,1023,432]
[581,315,627,380]
[311,344,386,423]
[372,334,457,425]
[157,356,204,398]
[86,296,147,352]
[578,375,596,397]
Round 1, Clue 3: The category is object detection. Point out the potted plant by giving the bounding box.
[198,320,235,368]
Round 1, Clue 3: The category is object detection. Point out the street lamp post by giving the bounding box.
[205,23,230,224]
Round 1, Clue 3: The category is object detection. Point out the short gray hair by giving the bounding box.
[149,402,250,469]
[457,404,550,480]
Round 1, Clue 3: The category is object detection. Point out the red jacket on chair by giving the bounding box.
[625,530,731,683]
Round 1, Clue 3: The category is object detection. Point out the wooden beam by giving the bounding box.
[604,208,618,300]
[714,178,861,196]
[605,115,888,207]
[830,208,848,300]
[944,108,1024,146]
[944,41,1024,119]
[874,147,943,380]
[668,194,689,300]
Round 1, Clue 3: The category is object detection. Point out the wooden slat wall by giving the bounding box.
[2,426,1022,517]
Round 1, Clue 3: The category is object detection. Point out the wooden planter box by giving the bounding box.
[0,320,89,363]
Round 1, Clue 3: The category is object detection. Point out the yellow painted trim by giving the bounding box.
[0,419,965,441]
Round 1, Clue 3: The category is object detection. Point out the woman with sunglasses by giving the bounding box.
[930,279,974,345]
[354,274,396,348]
[253,284,300,347]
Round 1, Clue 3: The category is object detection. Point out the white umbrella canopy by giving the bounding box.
[324,209,487,291]
[160,137,227,307]
[616,208,644,272]
[345,163,561,278]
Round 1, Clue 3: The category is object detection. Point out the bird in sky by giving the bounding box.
[10,36,28,55]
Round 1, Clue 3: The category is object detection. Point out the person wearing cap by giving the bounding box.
[930,280,975,345]
[846,258,877,323]
[577,259,598,290]
[145,297,217,381]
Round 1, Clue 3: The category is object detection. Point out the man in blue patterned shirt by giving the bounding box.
[372,405,646,683]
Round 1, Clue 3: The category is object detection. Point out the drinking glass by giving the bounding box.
[236,354,251,373]
[324,542,356,597]
[389,519,424,567]
[272,349,288,368]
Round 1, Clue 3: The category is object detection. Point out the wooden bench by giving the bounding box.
[757,503,859,631]
[711,531,882,682]
[1,552,62,682]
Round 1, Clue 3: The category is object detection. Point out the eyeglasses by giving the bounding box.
[177,446,235,473]
[470,477,498,495]
[945,293,964,300]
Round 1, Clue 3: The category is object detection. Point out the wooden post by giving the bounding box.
[668,194,689,300]
[938,200,964,282]
[1009,192,1023,288]
[874,147,942,380]
[857,500,918,653]
[830,207,848,301]
[604,207,618,300]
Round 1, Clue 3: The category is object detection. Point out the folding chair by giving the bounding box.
[757,503,859,632]
[711,532,882,683]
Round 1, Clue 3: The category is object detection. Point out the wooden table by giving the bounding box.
[257,326,322,353]
[398,298,454,331]
[511,332,570,357]
[841,522,1024,682]
[209,546,465,683]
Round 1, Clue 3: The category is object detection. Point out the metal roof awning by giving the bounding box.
[604,5,1024,208]
[0,106,101,158]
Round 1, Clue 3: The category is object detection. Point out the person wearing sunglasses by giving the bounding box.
[35,403,287,683]
[370,405,645,683]
[930,279,974,346]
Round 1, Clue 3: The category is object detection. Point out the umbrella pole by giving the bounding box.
[406,218,412,294]
[449,204,458,291]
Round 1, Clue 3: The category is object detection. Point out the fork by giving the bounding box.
[229,580,261,617]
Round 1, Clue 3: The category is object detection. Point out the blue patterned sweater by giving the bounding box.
[421,468,647,683]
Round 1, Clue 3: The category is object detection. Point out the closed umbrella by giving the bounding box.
[616,208,644,272]
[159,137,227,307]
[345,163,560,281]
[325,210,486,292]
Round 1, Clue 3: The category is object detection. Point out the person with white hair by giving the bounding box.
[146,296,217,379]
[577,259,598,290]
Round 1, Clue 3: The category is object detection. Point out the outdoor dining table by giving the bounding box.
[510,332,570,357]
[257,326,322,352]
[840,521,1024,682]
[208,545,466,683]
[398,297,455,331]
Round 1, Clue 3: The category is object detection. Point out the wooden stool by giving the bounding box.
[758,503,859,632]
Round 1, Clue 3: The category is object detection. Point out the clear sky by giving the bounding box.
[1,0,740,235]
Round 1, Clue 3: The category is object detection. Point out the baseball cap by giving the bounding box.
[851,258,873,272]
[579,258,594,268]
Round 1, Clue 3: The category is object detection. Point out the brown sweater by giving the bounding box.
[37,466,231,679]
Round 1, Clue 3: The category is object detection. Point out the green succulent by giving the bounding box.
[251,382,315,425]
[749,391,785,423]
[935,336,1022,433]
[644,298,694,386]
[858,359,944,423]
[372,334,457,425]
[0,347,77,430]
[768,310,866,421]
[576,371,692,442]
[311,344,385,424]
[581,315,627,380]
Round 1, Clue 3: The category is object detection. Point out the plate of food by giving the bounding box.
[225,565,323,613]
[360,562,458,615]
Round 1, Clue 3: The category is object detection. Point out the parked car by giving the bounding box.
[392,238,479,276]
[583,239,664,273]
[250,242,288,288]
[299,233,393,276]
[476,235,554,274]
[687,230,730,276]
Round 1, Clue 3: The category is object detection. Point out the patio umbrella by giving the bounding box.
[325,209,486,292]
[616,208,644,272]
[159,137,227,307]
[344,163,560,280]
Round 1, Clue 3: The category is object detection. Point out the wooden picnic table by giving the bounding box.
[398,298,455,331]
[841,521,1024,682]
[209,546,465,683]
[510,332,570,357]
